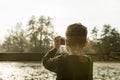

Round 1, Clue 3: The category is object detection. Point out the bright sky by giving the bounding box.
[0,0,120,42]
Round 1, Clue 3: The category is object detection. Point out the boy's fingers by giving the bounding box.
[55,36,61,41]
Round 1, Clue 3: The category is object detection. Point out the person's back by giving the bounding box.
[56,55,93,80]
[43,23,93,80]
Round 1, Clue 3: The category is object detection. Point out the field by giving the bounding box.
[93,62,120,80]
[0,62,119,80]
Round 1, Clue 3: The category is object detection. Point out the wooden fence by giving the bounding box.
[0,53,119,61]
[0,53,44,61]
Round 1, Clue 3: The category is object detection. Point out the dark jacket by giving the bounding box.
[43,48,93,80]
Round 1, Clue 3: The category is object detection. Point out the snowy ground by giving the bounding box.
[0,61,119,80]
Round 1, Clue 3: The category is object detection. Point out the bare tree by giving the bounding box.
[27,16,55,53]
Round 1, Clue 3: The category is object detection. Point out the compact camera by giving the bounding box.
[61,37,65,45]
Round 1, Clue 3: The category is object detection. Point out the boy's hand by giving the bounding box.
[54,36,61,50]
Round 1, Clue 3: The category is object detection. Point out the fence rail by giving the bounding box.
[0,53,119,61]
[0,53,44,61]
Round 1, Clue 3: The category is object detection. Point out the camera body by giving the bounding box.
[61,37,65,45]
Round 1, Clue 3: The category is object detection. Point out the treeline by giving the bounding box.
[0,15,120,56]
[89,25,120,56]
[0,16,55,53]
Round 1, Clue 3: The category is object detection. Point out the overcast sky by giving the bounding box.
[0,0,120,41]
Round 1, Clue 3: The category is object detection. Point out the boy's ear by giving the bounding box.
[84,40,88,48]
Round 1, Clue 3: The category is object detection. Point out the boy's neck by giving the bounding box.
[69,47,83,56]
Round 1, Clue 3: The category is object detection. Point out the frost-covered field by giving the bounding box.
[0,62,119,80]
[93,62,120,80]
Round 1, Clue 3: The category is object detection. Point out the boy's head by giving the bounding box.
[65,23,87,48]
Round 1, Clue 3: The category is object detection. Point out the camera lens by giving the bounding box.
[61,37,65,45]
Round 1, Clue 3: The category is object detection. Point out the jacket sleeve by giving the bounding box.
[88,56,93,80]
[42,48,63,73]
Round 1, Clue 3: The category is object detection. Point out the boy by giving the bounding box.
[43,23,93,80]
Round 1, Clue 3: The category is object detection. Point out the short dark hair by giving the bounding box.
[65,23,87,47]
